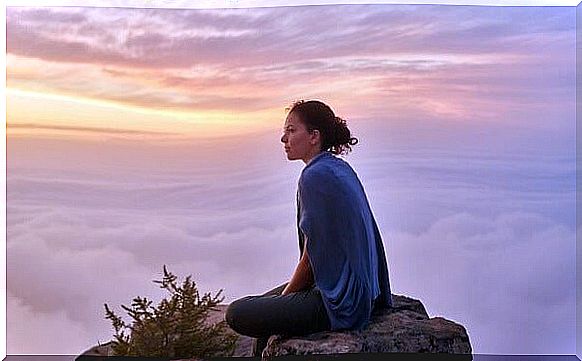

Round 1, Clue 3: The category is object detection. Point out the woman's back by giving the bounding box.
[297,151,393,331]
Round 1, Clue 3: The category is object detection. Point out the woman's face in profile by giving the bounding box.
[280,111,314,162]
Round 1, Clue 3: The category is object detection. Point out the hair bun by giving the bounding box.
[287,100,359,155]
[334,116,347,127]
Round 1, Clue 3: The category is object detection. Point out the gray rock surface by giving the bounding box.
[78,295,472,360]
[262,294,472,358]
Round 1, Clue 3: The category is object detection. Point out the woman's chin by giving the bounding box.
[285,151,302,161]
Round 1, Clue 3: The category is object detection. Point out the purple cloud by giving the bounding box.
[6,6,574,68]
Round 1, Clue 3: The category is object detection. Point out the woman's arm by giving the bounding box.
[282,239,314,295]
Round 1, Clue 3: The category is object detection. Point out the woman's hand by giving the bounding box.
[282,239,314,295]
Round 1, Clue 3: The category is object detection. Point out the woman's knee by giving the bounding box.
[226,296,271,338]
[225,299,241,329]
[225,297,252,334]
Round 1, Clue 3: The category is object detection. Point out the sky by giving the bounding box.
[5,3,577,356]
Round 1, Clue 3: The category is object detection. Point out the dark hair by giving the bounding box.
[286,100,358,155]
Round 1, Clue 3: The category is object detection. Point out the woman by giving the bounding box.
[225,100,393,357]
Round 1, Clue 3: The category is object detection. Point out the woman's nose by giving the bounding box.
[280,134,287,143]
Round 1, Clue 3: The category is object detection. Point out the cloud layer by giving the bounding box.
[7,122,576,354]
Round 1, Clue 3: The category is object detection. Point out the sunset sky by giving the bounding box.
[7,4,574,138]
[5,2,577,356]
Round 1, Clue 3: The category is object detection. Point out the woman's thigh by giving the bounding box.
[226,286,330,338]
[260,282,288,297]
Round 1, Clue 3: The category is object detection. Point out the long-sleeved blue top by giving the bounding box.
[297,151,393,331]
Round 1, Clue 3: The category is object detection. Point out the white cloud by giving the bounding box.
[8,291,94,355]
[387,211,576,354]
[6,127,575,355]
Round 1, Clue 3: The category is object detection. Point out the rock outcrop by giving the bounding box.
[262,294,472,358]
[78,295,472,360]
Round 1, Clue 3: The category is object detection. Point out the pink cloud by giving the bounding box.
[6,5,574,119]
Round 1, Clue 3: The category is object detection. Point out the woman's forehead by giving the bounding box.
[284,112,302,126]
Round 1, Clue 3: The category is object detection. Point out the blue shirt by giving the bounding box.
[297,151,393,331]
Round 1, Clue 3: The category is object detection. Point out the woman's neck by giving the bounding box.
[303,149,326,165]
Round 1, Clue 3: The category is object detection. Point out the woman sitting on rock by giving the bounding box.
[226,99,394,357]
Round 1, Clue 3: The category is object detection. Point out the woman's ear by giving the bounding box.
[310,129,321,145]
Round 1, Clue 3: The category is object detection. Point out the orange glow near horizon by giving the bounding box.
[6,88,284,140]
[6,5,573,142]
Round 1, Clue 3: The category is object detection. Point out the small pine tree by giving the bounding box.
[104,265,238,358]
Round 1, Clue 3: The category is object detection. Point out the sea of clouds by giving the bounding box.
[6,119,576,355]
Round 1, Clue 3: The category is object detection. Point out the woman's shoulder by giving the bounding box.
[299,165,331,190]
[300,153,354,187]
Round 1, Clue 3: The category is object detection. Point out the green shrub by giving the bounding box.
[104,265,238,358]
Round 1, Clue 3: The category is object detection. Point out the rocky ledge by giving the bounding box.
[262,294,472,358]
[78,294,472,360]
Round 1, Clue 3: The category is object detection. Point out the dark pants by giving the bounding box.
[225,282,332,357]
